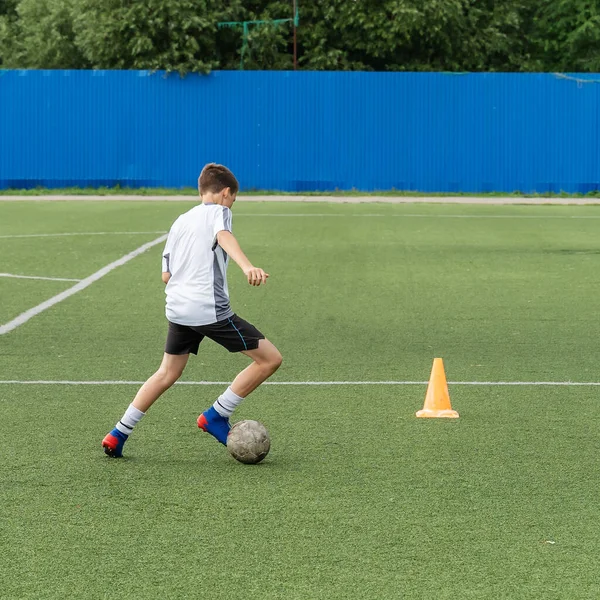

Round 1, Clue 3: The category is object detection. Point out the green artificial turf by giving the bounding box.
[1,201,599,599]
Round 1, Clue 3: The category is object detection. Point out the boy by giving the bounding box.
[102,163,282,458]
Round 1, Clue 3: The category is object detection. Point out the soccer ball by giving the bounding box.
[227,420,270,464]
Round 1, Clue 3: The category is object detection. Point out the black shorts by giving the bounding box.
[165,314,265,355]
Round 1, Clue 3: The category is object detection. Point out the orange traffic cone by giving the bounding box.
[416,358,459,418]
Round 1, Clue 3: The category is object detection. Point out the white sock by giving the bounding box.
[115,404,146,436]
[213,386,244,418]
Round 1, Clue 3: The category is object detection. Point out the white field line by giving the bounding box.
[0,272,81,282]
[0,380,599,386]
[0,234,167,335]
[234,214,600,219]
[0,231,166,239]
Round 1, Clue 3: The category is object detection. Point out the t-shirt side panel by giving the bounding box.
[162,218,179,273]
[211,206,233,247]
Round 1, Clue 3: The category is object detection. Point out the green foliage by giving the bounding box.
[0,0,18,13]
[72,0,221,74]
[1,0,600,73]
[529,0,600,71]
[0,0,20,66]
[295,0,536,72]
[217,1,296,70]
[1,0,87,69]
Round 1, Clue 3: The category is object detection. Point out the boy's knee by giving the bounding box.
[269,350,283,372]
[157,365,183,387]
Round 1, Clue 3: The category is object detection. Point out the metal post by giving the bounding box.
[293,0,297,70]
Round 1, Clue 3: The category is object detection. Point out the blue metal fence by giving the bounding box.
[0,70,598,193]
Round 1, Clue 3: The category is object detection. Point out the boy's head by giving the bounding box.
[198,163,239,207]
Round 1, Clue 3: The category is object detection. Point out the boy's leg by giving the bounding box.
[233,339,283,397]
[198,339,282,444]
[131,352,190,412]
[102,353,189,457]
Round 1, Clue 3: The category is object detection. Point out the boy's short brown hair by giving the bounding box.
[198,163,239,195]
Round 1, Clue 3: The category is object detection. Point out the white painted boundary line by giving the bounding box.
[0,234,167,335]
[235,214,600,219]
[0,231,166,239]
[0,272,81,282]
[0,380,599,386]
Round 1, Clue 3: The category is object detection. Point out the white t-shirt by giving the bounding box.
[162,203,234,326]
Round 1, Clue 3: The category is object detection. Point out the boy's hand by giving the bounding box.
[243,266,269,286]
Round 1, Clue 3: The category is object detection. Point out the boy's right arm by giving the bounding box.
[216,230,269,286]
[162,221,176,284]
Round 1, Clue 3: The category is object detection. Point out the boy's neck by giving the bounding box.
[201,192,224,206]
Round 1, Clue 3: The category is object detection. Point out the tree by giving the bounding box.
[1,0,600,74]
[0,0,20,66]
[0,0,87,69]
[216,1,296,70]
[72,0,228,75]
[529,0,600,71]
[295,0,535,72]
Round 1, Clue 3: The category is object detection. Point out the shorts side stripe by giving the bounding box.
[228,318,248,350]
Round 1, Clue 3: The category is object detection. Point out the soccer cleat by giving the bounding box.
[197,406,231,445]
[102,428,129,458]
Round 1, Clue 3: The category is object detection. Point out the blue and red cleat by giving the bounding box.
[102,428,128,458]
[197,407,231,445]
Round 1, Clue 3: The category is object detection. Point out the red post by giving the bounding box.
[293,0,297,70]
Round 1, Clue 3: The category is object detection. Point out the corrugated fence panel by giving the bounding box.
[0,70,598,192]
